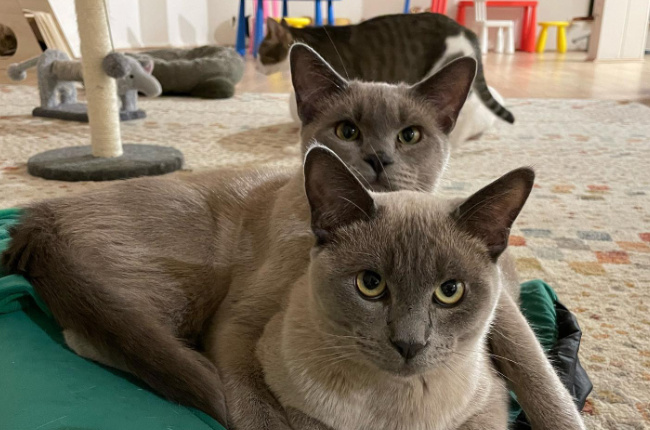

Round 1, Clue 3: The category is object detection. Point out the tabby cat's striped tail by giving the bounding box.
[474,64,515,124]
[7,56,39,81]
[465,30,515,124]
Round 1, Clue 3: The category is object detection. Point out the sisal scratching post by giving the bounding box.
[26,0,182,182]
[75,0,122,158]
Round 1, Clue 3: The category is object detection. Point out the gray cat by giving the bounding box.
[258,13,514,124]
[2,45,584,429]
[209,145,530,429]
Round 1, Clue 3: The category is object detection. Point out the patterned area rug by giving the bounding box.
[1,85,649,429]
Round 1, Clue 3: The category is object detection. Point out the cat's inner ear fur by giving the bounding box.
[266,17,284,40]
[410,56,477,135]
[304,145,376,245]
[453,167,534,260]
[290,43,348,124]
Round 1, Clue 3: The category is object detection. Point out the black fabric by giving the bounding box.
[511,300,593,430]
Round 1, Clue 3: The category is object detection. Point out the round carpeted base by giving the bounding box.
[27,144,183,182]
[33,104,147,122]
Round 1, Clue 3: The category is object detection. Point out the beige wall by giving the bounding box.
[588,0,650,60]
[48,0,592,52]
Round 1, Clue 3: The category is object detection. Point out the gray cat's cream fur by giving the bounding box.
[2,45,586,429]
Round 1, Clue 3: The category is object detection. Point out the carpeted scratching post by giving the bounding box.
[27,0,182,182]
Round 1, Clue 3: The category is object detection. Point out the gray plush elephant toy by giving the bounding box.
[102,52,161,111]
[8,49,161,121]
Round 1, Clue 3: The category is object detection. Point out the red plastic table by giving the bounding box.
[456,1,538,53]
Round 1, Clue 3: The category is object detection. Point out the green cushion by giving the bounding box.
[0,208,226,430]
[508,279,560,422]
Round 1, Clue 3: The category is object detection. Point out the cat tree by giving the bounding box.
[26,0,182,181]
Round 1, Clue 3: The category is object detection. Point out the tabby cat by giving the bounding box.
[2,45,585,429]
[258,13,514,124]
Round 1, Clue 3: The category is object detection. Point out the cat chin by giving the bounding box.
[362,352,452,378]
[373,360,439,378]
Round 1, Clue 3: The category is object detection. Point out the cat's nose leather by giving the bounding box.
[364,152,393,175]
[391,339,426,360]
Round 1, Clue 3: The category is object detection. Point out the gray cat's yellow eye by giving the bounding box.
[335,121,360,141]
[433,280,465,306]
[398,126,421,145]
[356,270,386,298]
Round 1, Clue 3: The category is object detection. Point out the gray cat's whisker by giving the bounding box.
[440,361,472,386]
[456,345,523,368]
[337,196,372,220]
[368,141,393,191]
[488,327,527,349]
[346,164,373,189]
[321,26,349,80]
[299,352,359,370]
[291,351,358,366]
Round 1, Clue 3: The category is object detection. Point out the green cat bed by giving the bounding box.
[0,208,225,430]
[0,208,589,429]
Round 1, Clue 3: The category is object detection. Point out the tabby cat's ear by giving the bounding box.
[453,167,534,260]
[304,145,375,245]
[409,56,477,135]
[266,17,286,39]
[290,43,348,124]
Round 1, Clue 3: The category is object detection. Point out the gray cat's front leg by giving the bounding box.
[490,292,586,430]
[457,376,508,430]
[224,378,293,430]
[216,335,293,430]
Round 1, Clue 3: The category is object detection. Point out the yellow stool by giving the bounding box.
[275,17,312,28]
[536,21,570,53]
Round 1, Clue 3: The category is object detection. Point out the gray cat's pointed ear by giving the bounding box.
[304,145,375,245]
[410,56,477,135]
[453,167,534,260]
[290,43,348,124]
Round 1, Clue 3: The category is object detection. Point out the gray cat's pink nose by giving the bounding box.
[391,339,426,360]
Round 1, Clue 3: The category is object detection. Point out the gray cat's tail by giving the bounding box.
[7,56,39,81]
[1,207,228,426]
[465,31,515,124]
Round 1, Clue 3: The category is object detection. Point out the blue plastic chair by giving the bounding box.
[236,0,338,58]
